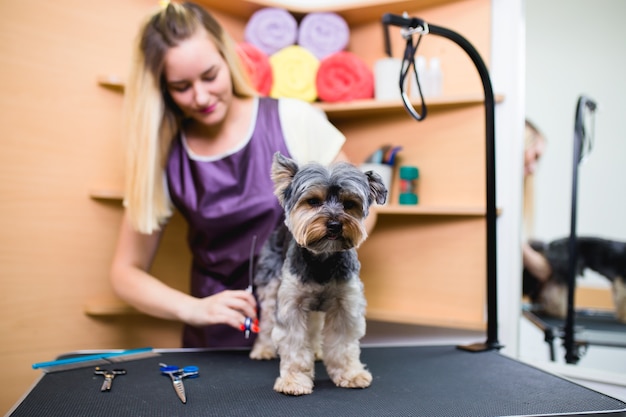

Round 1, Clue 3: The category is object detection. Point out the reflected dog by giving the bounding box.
[524,236,626,322]
[250,152,387,395]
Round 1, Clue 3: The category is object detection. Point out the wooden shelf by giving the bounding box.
[96,75,503,119]
[319,94,504,120]
[88,183,494,217]
[97,75,125,92]
[377,204,489,216]
[366,308,486,331]
[89,187,124,201]
[84,295,487,326]
[197,0,462,25]
[89,187,495,217]
[84,296,139,316]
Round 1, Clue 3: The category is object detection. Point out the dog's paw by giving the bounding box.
[249,344,277,360]
[332,369,372,389]
[273,374,314,396]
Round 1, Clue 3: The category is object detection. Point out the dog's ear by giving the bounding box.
[364,170,388,206]
[271,152,299,205]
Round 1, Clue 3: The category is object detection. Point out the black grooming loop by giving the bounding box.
[564,95,598,364]
[396,13,429,121]
[383,13,501,352]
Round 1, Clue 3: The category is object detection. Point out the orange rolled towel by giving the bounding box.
[316,51,374,102]
[269,45,319,102]
[237,42,273,96]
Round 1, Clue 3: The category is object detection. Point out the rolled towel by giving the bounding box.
[269,45,319,102]
[316,51,374,103]
[244,8,298,56]
[298,12,349,60]
[236,42,273,96]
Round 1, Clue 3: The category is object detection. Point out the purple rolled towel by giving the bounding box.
[297,12,349,60]
[244,8,298,56]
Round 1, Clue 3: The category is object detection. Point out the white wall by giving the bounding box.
[491,0,525,358]
[526,0,626,244]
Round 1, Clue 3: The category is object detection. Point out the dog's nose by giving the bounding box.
[327,220,342,235]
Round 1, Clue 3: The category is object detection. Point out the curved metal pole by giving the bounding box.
[564,95,597,364]
[382,14,501,351]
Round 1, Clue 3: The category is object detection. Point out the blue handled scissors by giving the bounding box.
[159,363,199,404]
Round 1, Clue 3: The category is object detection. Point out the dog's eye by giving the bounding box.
[343,200,357,210]
[307,198,322,207]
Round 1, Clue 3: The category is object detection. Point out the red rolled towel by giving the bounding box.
[237,42,273,96]
[316,51,374,103]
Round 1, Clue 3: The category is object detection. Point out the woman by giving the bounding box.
[522,120,551,286]
[110,2,360,348]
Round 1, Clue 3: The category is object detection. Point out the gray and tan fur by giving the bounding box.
[250,152,387,396]
[524,236,626,322]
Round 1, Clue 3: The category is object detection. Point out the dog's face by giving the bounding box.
[271,152,387,254]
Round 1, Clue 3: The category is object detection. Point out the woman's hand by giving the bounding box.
[522,242,552,282]
[183,290,258,330]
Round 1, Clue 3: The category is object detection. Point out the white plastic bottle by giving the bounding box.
[374,57,403,100]
[429,57,443,97]
[411,55,430,98]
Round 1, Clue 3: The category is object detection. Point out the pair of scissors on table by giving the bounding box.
[94,367,126,391]
[160,363,199,404]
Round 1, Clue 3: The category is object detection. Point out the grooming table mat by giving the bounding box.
[10,345,626,417]
[524,307,626,348]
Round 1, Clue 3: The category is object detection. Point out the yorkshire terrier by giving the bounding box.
[524,236,626,323]
[249,152,387,396]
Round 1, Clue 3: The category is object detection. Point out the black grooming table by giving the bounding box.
[523,305,626,359]
[9,345,626,416]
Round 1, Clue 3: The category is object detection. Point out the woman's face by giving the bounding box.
[163,29,233,127]
[524,137,546,177]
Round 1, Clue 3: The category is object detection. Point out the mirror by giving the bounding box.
[521,0,626,386]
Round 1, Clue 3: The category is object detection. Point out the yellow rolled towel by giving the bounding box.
[269,45,320,102]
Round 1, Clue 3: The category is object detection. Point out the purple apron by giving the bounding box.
[166,97,290,348]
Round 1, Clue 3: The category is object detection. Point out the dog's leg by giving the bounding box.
[322,280,372,389]
[272,277,316,395]
[308,311,324,361]
[250,278,280,360]
[539,281,568,318]
[613,277,626,323]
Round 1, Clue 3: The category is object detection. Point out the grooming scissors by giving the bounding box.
[159,363,199,404]
[94,367,126,392]
[241,235,260,338]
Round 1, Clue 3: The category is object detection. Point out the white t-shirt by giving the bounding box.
[278,97,346,165]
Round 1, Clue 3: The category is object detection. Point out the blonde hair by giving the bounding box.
[123,2,256,233]
[523,119,546,238]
